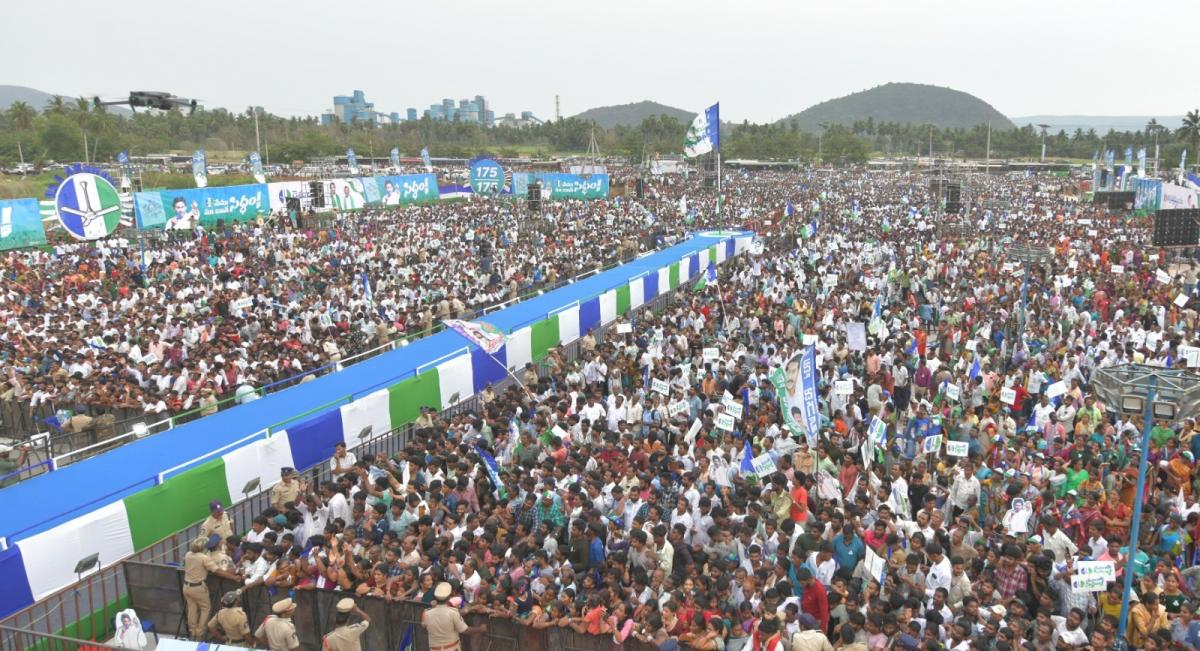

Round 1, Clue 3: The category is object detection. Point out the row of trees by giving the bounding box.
[2,95,1198,167]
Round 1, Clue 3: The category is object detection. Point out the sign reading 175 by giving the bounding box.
[469,159,504,196]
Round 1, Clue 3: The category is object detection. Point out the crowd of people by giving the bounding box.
[175,166,1200,651]
[0,171,697,449]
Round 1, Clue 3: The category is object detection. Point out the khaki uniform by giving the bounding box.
[208,606,250,642]
[201,513,234,540]
[421,604,468,651]
[270,479,301,509]
[255,615,300,651]
[208,548,235,573]
[323,621,369,651]
[182,551,219,639]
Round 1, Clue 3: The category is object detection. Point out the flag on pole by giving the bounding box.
[445,319,506,354]
[740,438,756,481]
[347,149,359,175]
[475,445,507,499]
[1183,149,1189,171]
[361,272,373,304]
[969,357,981,381]
[683,103,720,158]
[249,151,266,184]
[116,150,132,190]
[390,147,401,172]
[192,150,208,188]
[784,201,794,218]
[1137,148,1147,176]
[801,221,817,238]
[420,147,433,172]
[679,196,687,216]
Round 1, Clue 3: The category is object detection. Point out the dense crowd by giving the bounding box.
[164,168,1200,651]
[0,177,702,444]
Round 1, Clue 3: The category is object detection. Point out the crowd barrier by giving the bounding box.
[0,267,687,646]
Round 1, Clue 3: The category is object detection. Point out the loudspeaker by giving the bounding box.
[1153,209,1200,247]
[528,182,542,213]
[285,197,301,214]
[132,178,143,193]
[1093,191,1135,209]
[309,181,325,208]
[636,178,645,200]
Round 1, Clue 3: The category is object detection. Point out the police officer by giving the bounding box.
[270,467,305,510]
[183,536,237,639]
[323,598,370,651]
[207,590,253,646]
[421,583,486,651]
[254,598,300,651]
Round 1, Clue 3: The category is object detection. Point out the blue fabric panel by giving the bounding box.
[644,271,659,301]
[471,346,508,393]
[688,254,700,279]
[725,238,735,259]
[285,410,345,473]
[579,298,601,335]
[0,546,33,617]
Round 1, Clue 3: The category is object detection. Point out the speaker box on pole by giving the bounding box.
[636,178,645,200]
[527,182,542,212]
[1153,209,1200,247]
[309,181,325,208]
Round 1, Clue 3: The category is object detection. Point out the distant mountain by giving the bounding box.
[1010,114,1184,133]
[0,85,132,116]
[572,101,695,128]
[778,82,1015,132]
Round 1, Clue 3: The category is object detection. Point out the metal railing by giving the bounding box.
[0,239,682,485]
[0,281,685,646]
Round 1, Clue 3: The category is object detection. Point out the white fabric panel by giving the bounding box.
[658,267,670,292]
[715,241,728,263]
[599,290,617,324]
[222,431,295,502]
[20,501,135,599]
[436,354,475,409]
[340,389,391,447]
[557,305,580,345]
[735,236,752,253]
[629,278,645,309]
[506,327,532,372]
[681,256,693,280]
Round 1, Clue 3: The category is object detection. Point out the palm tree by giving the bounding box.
[7,101,36,130]
[72,97,92,164]
[1179,110,1200,166]
[44,95,67,116]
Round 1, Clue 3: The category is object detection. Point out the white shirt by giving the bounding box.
[925,555,953,598]
[331,452,358,474]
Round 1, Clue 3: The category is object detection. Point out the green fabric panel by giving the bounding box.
[50,594,131,646]
[388,370,441,427]
[530,315,560,362]
[125,458,231,551]
[708,246,718,263]
[668,263,680,289]
[616,285,631,314]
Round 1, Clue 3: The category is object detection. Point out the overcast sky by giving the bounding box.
[5,0,1196,123]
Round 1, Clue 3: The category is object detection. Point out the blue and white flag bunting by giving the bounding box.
[361,272,373,304]
[740,438,755,479]
[420,147,432,172]
[784,201,794,217]
[475,445,506,498]
[683,103,720,158]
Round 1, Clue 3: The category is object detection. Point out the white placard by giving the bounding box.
[1000,387,1017,404]
[1071,574,1108,593]
[1045,381,1068,399]
[1087,229,1098,237]
[232,297,253,312]
[835,380,854,395]
[721,398,744,420]
[922,434,943,455]
[652,379,671,396]
[552,425,568,441]
[802,333,818,346]
[1157,269,1172,284]
[616,323,633,334]
[751,453,778,477]
[1068,259,1078,270]
[1180,346,1200,368]
[1175,293,1190,307]
[140,353,158,365]
[1075,560,1115,582]
[847,322,867,351]
[668,400,689,418]
[864,548,888,584]
[823,274,838,287]
[1149,254,1160,262]
[927,359,941,372]
[685,418,703,444]
[1111,264,1124,274]
[715,413,736,432]
[944,384,961,401]
[965,340,976,351]
[703,347,720,360]
[946,441,969,457]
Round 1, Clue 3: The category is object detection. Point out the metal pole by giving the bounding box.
[1117,376,1158,641]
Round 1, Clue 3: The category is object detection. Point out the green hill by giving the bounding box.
[572,100,695,128]
[779,82,1014,132]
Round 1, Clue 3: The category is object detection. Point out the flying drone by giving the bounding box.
[92,91,200,114]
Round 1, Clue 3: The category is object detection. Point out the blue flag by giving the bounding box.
[683,103,720,158]
[390,147,401,171]
[740,438,755,479]
[906,338,918,356]
[706,262,718,285]
[361,272,373,303]
[969,357,981,381]
[397,623,414,651]
[420,147,432,172]
[347,148,359,175]
[475,445,506,499]
[784,201,794,217]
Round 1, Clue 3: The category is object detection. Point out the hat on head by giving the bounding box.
[1028,535,1043,544]
[205,533,222,551]
[281,467,297,478]
[209,500,224,512]
[896,634,920,651]
[797,613,818,630]
[991,604,1007,618]
[221,591,240,607]
[336,598,355,613]
[272,598,296,614]
[434,582,453,601]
